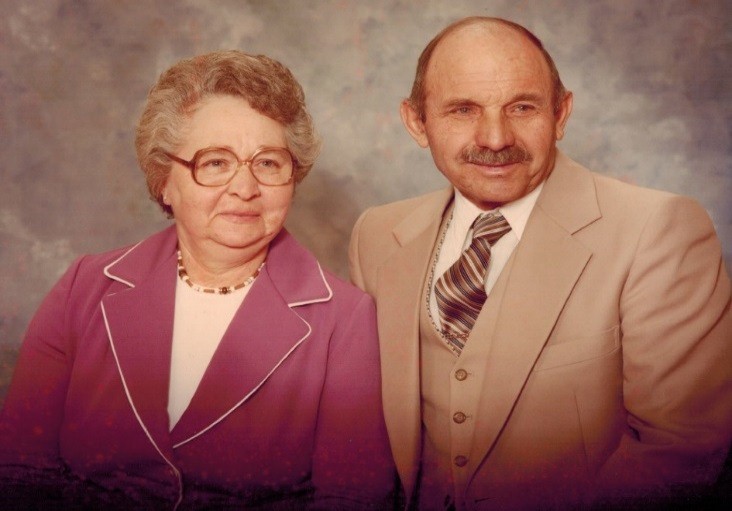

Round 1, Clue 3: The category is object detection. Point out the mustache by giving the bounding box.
[461,146,532,165]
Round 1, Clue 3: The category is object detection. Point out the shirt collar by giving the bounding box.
[452,182,544,241]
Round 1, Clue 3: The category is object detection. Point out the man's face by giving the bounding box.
[401,24,573,210]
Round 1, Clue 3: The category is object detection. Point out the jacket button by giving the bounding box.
[453,411,467,424]
[455,369,468,381]
[454,455,468,467]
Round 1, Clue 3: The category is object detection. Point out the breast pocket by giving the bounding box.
[534,326,620,371]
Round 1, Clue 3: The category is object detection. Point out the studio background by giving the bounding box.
[1,0,730,402]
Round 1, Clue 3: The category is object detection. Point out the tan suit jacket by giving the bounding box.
[349,152,731,509]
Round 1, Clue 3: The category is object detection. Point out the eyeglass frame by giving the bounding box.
[164,146,297,187]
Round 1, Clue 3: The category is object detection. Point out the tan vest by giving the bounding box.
[418,219,515,510]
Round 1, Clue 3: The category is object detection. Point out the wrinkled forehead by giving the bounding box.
[425,24,553,98]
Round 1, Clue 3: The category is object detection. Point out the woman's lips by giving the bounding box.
[219,210,259,222]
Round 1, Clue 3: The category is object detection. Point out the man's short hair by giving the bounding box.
[408,16,567,120]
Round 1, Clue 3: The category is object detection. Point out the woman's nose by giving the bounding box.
[226,163,261,199]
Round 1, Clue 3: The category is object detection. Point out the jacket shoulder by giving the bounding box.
[592,171,674,203]
[69,227,172,282]
[555,160,718,256]
[52,228,174,306]
[321,267,375,308]
[589,170,710,225]
[555,154,698,222]
[356,188,449,233]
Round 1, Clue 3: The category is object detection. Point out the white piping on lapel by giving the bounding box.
[101,301,184,510]
[172,320,313,449]
[173,262,332,448]
[288,262,333,307]
[103,241,142,288]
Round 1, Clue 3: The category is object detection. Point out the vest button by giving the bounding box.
[454,455,468,467]
[455,369,468,381]
[453,411,467,424]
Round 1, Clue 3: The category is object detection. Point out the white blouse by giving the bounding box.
[167,279,253,430]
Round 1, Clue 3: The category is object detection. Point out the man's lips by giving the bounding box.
[467,160,521,174]
[470,160,520,167]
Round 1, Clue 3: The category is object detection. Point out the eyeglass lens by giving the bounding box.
[194,148,293,186]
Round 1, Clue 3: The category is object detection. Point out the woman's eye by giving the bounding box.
[198,158,232,172]
[253,159,286,176]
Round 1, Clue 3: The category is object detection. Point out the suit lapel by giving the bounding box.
[169,230,327,447]
[99,228,328,457]
[377,188,453,493]
[101,227,178,460]
[169,269,310,446]
[466,153,601,481]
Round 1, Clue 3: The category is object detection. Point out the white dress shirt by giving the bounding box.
[429,183,544,327]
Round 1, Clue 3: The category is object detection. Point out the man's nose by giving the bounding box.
[474,111,515,150]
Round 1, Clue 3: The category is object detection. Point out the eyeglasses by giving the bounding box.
[165,146,296,187]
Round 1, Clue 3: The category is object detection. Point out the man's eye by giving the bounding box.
[450,106,474,115]
[513,104,536,113]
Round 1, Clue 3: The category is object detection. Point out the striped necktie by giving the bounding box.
[435,212,512,354]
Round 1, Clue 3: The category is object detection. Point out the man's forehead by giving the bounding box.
[430,24,547,73]
[433,69,545,90]
[425,30,553,103]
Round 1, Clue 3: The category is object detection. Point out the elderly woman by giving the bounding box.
[0,51,394,509]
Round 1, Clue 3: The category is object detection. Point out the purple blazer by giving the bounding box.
[0,226,395,509]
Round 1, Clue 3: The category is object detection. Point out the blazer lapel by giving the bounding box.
[169,230,326,448]
[466,153,601,481]
[169,270,310,447]
[101,227,179,460]
[377,188,453,494]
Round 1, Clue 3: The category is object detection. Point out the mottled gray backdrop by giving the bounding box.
[1,0,730,401]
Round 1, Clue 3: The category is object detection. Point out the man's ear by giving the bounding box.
[554,91,573,141]
[400,99,430,148]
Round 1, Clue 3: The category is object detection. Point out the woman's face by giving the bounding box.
[163,95,294,258]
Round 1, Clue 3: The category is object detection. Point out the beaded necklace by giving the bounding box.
[176,250,264,295]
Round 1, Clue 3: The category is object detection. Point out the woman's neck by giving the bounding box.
[177,243,268,289]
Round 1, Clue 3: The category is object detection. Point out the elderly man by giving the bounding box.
[349,16,731,510]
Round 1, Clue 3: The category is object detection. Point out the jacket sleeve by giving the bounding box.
[0,257,88,503]
[309,292,397,509]
[595,195,732,503]
[0,257,89,467]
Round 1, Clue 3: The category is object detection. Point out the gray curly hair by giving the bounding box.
[135,50,321,216]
